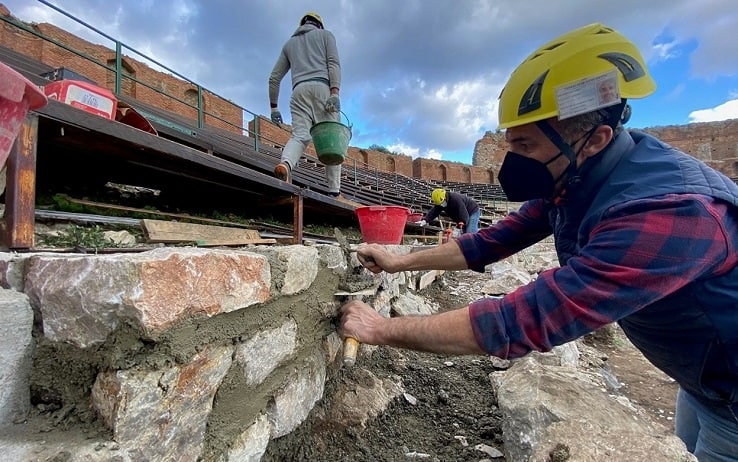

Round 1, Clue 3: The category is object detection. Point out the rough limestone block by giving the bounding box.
[235,320,298,386]
[225,414,271,462]
[268,350,326,438]
[91,345,233,461]
[24,248,271,347]
[0,289,34,425]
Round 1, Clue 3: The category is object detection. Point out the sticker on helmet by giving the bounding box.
[555,69,620,120]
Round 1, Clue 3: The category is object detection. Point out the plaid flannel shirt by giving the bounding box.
[456,194,738,358]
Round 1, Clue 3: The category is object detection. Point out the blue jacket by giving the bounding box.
[552,130,738,409]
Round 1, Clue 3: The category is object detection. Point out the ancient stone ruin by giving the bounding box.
[0,242,695,461]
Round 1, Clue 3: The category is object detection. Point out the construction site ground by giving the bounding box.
[262,269,679,462]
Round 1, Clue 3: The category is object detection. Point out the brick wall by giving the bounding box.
[410,157,491,183]
[346,149,414,177]
[0,11,242,133]
[260,114,738,184]
[257,110,738,184]
[643,120,738,177]
[472,121,738,180]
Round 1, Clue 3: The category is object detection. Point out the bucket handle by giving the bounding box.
[339,110,353,140]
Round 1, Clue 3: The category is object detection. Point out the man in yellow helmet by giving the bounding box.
[415,188,481,234]
[268,12,343,197]
[341,23,738,460]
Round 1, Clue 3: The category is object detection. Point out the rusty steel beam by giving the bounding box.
[4,114,38,249]
[292,193,303,244]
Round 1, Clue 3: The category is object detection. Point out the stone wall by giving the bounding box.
[472,120,738,180]
[472,131,506,184]
[644,119,738,177]
[0,244,443,461]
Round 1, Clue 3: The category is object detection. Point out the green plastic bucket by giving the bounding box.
[310,112,352,166]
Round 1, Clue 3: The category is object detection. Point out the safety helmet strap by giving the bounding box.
[535,120,578,178]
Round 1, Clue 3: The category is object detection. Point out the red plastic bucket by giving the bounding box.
[407,212,423,223]
[355,206,410,244]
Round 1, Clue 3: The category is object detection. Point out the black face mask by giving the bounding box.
[497,151,566,202]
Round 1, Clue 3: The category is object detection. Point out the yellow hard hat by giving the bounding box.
[300,12,324,28]
[431,188,447,205]
[498,23,656,130]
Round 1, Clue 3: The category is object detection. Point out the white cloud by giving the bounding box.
[424,149,443,160]
[387,143,417,157]
[5,0,738,164]
[663,0,738,79]
[688,99,738,122]
[386,142,442,161]
[652,42,680,61]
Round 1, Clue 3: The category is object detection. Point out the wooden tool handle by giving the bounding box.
[343,337,359,366]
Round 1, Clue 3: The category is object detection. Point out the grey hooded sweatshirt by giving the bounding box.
[268,24,341,106]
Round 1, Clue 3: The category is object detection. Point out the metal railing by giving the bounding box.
[2,1,273,143]
[4,1,397,174]
[2,0,505,209]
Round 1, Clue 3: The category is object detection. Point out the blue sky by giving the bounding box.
[4,0,737,165]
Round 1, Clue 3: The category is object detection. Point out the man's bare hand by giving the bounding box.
[356,244,403,273]
[340,299,485,355]
[339,299,385,345]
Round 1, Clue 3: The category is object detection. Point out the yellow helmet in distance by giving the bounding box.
[498,23,656,130]
[300,12,324,29]
[431,188,447,205]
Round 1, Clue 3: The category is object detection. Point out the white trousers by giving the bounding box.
[281,81,341,193]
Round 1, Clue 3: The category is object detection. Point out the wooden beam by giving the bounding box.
[292,193,303,245]
[35,209,141,226]
[262,197,298,207]
[64,196,258,229]
[3,114,38,249]
[194,238,277,247]
[404,232,445,245]
[141,219,266,245]
[56,198,342,242]
[403,234,444,240]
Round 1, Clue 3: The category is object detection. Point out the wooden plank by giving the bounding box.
[403,234,444,240]
[65,196,259,229]
[60,197,340,241]
[194,238,277,246]
[404,232,445,244]
[142,219,261,244]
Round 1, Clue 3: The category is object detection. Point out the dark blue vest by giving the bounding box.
[550,130,738,408]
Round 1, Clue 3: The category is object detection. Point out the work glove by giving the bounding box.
[270,109,283,124]
[325,95,340,113]
[414,219,427,227]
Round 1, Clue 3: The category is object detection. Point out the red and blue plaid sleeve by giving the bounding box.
[466,195,737,358]
[455,199,554,272]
